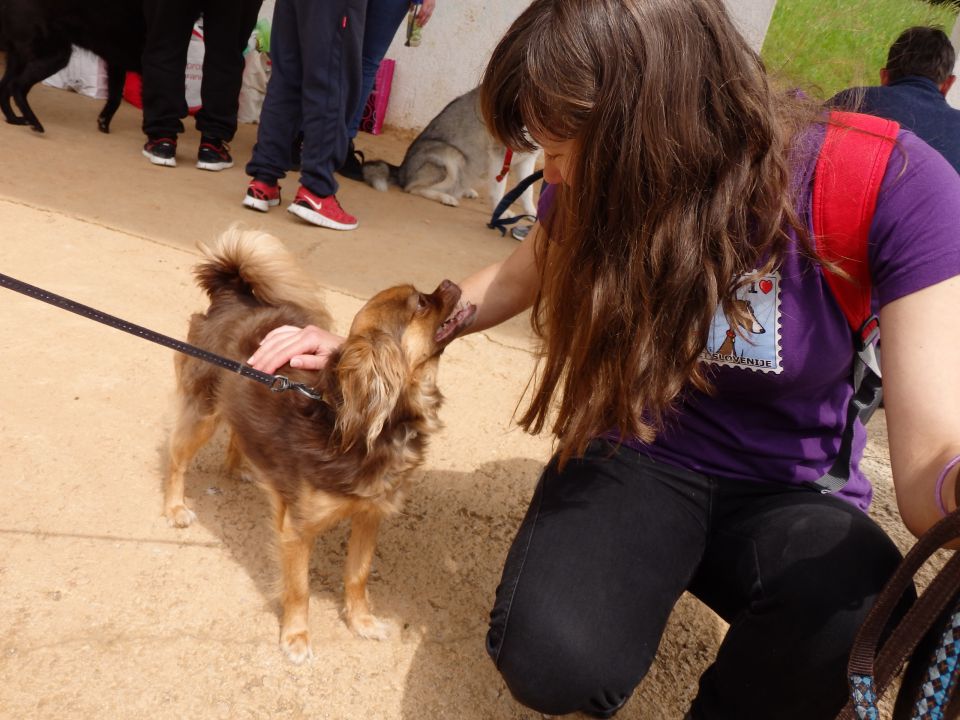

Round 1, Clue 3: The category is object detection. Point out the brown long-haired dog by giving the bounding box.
[163,227,475,663]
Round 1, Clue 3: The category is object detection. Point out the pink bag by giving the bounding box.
[360,58,394,135]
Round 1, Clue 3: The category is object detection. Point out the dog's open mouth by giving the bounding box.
[435,300,477,344]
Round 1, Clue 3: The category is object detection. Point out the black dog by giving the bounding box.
[0,0,145,133]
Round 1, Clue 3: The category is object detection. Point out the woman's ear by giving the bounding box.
[334,332,407,452]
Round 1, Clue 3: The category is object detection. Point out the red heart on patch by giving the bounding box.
[759,279,773,294]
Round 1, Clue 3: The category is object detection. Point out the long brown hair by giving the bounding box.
[481,0,817,464]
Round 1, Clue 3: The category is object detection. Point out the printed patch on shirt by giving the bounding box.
[700,272,782,373]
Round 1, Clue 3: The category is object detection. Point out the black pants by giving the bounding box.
[245,0,365,197]
[141,0,263,141]
[486,441,906,719]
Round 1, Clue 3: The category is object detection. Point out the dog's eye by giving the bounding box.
[416,294,427,312]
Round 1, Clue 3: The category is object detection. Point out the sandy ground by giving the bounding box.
[0,82,947,720]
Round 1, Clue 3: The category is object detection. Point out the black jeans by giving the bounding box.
[486,441,906,719]
[141,0,263,141]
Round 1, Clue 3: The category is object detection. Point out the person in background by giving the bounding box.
[337,0,437,182]
[141,0,263,170]
[830,25,960,174]
[242,0,366,231]
[248,0,960,716]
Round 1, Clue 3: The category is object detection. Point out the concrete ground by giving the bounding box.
[0,82,940,719]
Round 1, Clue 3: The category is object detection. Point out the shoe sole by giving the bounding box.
[143,149,176,167]
[197,160,235,171]
[287,202,358,230]
[242,194,280,212]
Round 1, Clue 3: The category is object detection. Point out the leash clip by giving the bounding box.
[270,375,325,402]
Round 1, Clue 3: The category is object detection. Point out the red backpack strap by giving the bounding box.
[808,111,899,495]
[812,110,899,342]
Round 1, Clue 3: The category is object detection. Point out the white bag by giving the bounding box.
[238,50,271,123]
[185,19,205,113]
[43,46,109,100]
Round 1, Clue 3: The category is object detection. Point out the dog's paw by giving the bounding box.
[440,194,459,207]
[164,504,197,528]
[348,613,391,641]
[280,631,313,664]
[463,188,479,199]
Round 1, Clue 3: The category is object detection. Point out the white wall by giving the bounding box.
[380,3,526,131]
[381,0,777,130]
[729,0,777,56]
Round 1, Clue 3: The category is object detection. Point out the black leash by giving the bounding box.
[0,271,325,402]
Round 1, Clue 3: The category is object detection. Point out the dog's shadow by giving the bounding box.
[159,437,725,719]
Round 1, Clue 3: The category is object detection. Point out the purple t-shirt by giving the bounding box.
[538,128,960,510]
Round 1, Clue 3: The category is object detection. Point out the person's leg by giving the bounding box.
[346,0,409,139]
[488,442,711,717]
[296,0,366,198]
[687,482,908,720]
[141,0,201,140]
[195,0,263,143]
[244,0,303,185]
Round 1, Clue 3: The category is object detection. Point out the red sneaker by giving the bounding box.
[287,186,358,230]
[242,179,281,212]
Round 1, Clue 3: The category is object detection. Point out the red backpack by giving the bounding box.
[810,109,899,493]
[819,114,960,720]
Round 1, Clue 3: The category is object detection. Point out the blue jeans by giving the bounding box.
[487,440,910,719]
[347,0,410,139]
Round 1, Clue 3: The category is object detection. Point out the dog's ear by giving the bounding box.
[334,331,407,452]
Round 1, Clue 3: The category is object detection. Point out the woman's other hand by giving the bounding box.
[247,324,345,374]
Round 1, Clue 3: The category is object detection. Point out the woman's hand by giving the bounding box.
[247,324,345,374]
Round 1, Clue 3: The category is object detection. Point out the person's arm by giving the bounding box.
[248,223,542,373]
[455,222,541,336]
[881,274,960,539]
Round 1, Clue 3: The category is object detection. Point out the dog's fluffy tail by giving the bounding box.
[362,160,401,192]
[194,225,330,322]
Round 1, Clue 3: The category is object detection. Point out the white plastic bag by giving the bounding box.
[238,50,271,123]
[43,46,109,100]
[185,19,205,113]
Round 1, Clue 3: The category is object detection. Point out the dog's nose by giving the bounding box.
[433,279,455,295]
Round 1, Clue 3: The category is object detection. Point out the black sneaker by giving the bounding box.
[337,139,365,182]
[197,136,234,171]
[142,137,177,167]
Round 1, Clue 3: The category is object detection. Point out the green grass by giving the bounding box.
[761,0,958,100]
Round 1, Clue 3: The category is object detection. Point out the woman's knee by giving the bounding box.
[487,609,648,717]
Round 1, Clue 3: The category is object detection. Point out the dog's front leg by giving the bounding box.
[343,511,389,640]
[278,507,317,664]
[164,410,218,527]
